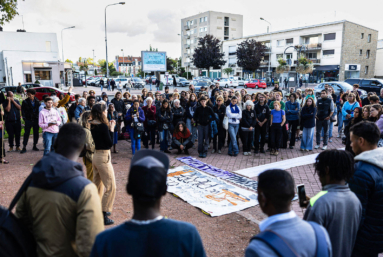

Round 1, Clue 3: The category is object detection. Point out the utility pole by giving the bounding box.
[93,49,95,75]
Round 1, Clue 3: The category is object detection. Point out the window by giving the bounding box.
[205,17,208,22]
[285,53,292,59]
[194,28,197,34]
[229,46,236,56]
[204,27,207,32]
[365,66,369,74]
[276,54,283,59]
[361,33,364,39]
[45,41,51,52]
[190,20,194,25]
[366,50,370,59]
[306,53,317,59]
[360,49,363,56]
[277,40,284,46]
[199,27,203,32]
[286,38,293,45]
[324,33,336,41]
[34,70,51,80]
[323,50,335,55]
[368,34,371,43]
[224,17,229,26]
[371,80,382,87]
[25,74,32,83]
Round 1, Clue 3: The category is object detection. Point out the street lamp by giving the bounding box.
[260,17,272,81]
[121,49,124,74]
[105,2,125,77]
[61,26,75,62]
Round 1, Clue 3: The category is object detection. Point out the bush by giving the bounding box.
[181,72,192,79]
[34,80,40,84]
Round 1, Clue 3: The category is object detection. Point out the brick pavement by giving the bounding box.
[0,127,344,256]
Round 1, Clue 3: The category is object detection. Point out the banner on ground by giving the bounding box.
[167,165,258,217]
[177,157,258,191]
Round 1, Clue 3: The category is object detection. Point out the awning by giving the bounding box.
[314,65,340,71]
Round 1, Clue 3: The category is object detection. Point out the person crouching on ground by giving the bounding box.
[172,121,193,155]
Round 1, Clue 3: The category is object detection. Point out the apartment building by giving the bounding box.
[114,56,142,76]
[222,20,378,83]
[181,11,243,77]
[375,39,383,78]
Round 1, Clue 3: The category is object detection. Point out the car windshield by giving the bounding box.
[261,80,266,83]
[336,82,353,90]
[133,78,142,82]
[196,82,207,87]
[180,78,186,81]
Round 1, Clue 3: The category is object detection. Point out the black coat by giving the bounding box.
[241,109,256,128]
[22,97,40,121]
[156,108,173,132]
[111,98,126,114]
[193,105,215,126]
[213,104,226,126]
[172,106,184,127]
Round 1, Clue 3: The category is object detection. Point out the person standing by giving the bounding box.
[74,98,89,121]
[125,100,145,155]
[110,79,116,91]
[315,90,334,150]
[15,123,104,257]
[157,99,173,153]
[185,93,198,145]
[299,76,303,88]
[342,93,360,128]
[155,77,160,91]
[241,100,255,156]
[148,76,153,91]
[39,97,61,156]
[0,110,9,164]
[303,150,362,257]
[111,92,126,135]
[269,101,286,156]
[285,93,300,149]
[79,111,95,181]
[300,97,316,151]
[226,96,242,157]
[348,121,383,257]
[142,97,156,150]
[100,78,105,92]
[107,104,119,154]
[20,89,40,153]
[212,95,226,154]
[107,78,111,91]
[193,96,215,158]
[2,91,22,152]
[254,93,270,154]
[90,104,116,225]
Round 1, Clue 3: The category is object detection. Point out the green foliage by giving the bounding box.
[278,58,287,66]
[236,39,267,72]
[181,72,192,79]
[100,61,116,74]
[0,0,18,26]
[167,57,177,72]
[94,69,98,75]
[136,69,144,78]
[223,68,233,76]
[110,71,123,76]
[34,80,40,84]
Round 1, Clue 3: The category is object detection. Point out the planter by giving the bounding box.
[276,65,290,74]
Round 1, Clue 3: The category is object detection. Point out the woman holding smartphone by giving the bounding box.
[90,104,116,226]
[269,101,286,156]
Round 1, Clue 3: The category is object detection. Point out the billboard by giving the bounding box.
[141,51,166,72]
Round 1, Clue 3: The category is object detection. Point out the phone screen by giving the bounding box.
[297,185,306,207]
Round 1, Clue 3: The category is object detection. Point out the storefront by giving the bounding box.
[22,61,72,87]
[344,64,360,79]
[309,65,340,83]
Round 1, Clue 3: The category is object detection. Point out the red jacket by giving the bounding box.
[142,105,156,128]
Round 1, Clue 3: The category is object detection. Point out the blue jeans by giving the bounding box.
[43,132,58,156]
[150,83,152,91]
[186,118,197,143]
[128,128,141,154]
[316,120,329,145]
[321,121,334,138]
[100,85,103,91]
[160,129,168,151]
[228,123,239,155]
[337,112,343,134]
[301,127,315,150]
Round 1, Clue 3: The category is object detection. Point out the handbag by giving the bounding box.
[223,116,229,130]
[163,123,169,130]
[134,122,144,140]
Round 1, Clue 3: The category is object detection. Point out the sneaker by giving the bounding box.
[275,150,279,156]
[228,153,234,156]
[33,146,39,151]
[314,145,320,149]
[211,149,216,154]
[20,148,27,154]
[337,134,341,138]
[7,147,13,152]
[247,152,251,156]
[104,217,114,226]
[289,146,294,149]
[322,145,327,150]
[300,148,304,151]
[234,154,238,157]
[329,139,333,143]
[202,153,207,158]
[199,153,204,158]
[184,149,189,155]
[16,147,22,151]
[270,149,275,155]
[295,138,299,142]
[306,149,310,152]
[218,150,221,154]
[244,152,248,156]
[260,148,265,154]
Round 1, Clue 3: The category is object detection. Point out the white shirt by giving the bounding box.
[226,105,242,124]
[259,210,297,232]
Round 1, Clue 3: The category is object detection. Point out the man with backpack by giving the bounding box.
[245,169,332,257]
[15,123,104,257]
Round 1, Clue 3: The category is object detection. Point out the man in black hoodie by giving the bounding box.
[254,93,270,154]
[15,123,104,257]
[20,89,41,153]
[193,96,215,158]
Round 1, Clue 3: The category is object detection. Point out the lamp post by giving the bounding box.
[61,26,75,62]
[121,49,124,74]
[105,2,125,78]
[92,49,95,75]
[260,18,272,81]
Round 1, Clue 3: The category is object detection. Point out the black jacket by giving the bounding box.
[241,109,256,128]
[254,103,270,123]
[156,108,173,132]
[213,104,226,126]
[22,97,40,121]
[172,106,184,127]
[193,106,215,126]
[180,97,188,109]
[111,98,126,114]
[100,80,104,86]
[68,103,78,121]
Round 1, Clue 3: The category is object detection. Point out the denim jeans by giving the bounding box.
[321,121,334,138]
[128,128,141,154]
[43,132,58,156]
[186,118,197,143]
[197,125,210,154]
[337,112,343,134]
[301,127,315,150]
[228,123,239,155]
[316,120,329,145]
[160,129,168,151]
[100,85,103,91]
[150,84,152,91]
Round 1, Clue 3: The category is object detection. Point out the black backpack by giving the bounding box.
[0,174,37,257]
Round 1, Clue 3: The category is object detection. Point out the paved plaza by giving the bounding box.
[0,123,342,256]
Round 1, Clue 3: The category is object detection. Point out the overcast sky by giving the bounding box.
[3,0,382,63]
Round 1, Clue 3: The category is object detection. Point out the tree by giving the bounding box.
[236,39,267,76]
[192,34,226,78]
[223,67,233,76]
[65,59,73,63]
[0,0,18,26]
[167,57,177,72]
[100,61,116,75]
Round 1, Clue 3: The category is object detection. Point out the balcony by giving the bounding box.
[184,62,190,67]
[184,35,190,39]
[184,25,190,30]
[184,44,190,49]
[260,60,269,66]
[294,58,320,64]
[229,63,236,68]
[303,43,322,50]
[228,52,236,56]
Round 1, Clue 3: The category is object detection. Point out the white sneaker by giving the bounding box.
[247,152,251,156]
[322,145,328,150]
[329,139,333,143]
[336,134,341,138]
[244,152,248,156]
[315,145,320,149]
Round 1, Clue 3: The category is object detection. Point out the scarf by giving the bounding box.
[306,94,315,99]
[229,103,240,114]
[174,128,191,140]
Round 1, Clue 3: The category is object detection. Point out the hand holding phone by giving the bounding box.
[297,184,309,208]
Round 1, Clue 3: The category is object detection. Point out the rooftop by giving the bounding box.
[182,11,243,20]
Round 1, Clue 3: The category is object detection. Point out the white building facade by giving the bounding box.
[0,31,72,87]
[375,39,383,79]
[221,20,378,83]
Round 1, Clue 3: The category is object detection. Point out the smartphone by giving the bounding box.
[297,184,306,207]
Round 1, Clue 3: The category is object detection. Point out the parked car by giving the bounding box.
[177,78,190,87]
[94,77,108,87]
[244,79,267,89]
[214,78,238,88]
[32,87,75,102]
[0,86,18,95]
[235,77,247,86]
[21,83,43,89]
[114,78,130,88]
[194,81,211,92]
[131,78,145,89]
[344,78,383,95]
[313,82,367,99]
[145,76,157,84]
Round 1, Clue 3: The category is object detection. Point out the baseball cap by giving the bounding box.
[127,150,169,202]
